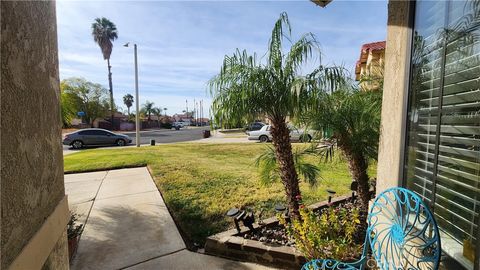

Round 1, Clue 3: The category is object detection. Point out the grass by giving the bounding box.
[64,143,376,246]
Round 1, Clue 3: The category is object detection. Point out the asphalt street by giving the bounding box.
[63,127,208,154]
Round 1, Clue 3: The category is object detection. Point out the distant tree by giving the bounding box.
[60,82,79,128]
[61,77,110,127]
[123,94,134,116]
[141,101,155,121]
[91,17,118,124]
[163,108,168,116]
[152,107,163,127]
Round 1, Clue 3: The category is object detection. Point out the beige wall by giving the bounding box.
[376,0,412,194]
[1,1,69,269]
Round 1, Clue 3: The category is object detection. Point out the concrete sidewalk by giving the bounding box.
[65,167,274,270]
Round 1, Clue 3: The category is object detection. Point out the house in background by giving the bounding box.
[173,112,193,125]
[355,41,385,90]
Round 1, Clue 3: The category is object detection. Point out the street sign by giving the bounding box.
[77,111,85,117]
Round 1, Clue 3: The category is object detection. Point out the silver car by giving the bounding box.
[63,128,132,149]
[247,125,313,143]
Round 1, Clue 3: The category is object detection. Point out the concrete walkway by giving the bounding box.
[65,167,274,270]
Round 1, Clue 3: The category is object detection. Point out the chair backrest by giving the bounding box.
[367,187,441,270]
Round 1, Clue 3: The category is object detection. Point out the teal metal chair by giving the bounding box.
[302,187,441,270]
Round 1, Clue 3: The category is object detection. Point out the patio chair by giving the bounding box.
[302,187,441,270]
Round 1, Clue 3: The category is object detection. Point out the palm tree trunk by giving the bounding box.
[343,147,370,239]
[107,58,114,128]
[270,118,301,218]
[127,107,130,117]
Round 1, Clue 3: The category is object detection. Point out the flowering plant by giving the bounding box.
[279,200,363,261]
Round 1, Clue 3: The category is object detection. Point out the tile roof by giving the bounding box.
[361,41,386,53]
[355,41,386,78]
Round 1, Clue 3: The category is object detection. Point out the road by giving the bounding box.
[63,127,209,155]
[123,127,206,144]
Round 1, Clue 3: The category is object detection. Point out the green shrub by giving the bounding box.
[279,200,363,261]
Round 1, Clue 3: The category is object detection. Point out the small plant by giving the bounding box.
[279,198,363,261]
[67,213,84,240]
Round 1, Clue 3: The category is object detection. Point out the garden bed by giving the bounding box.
[205,193,356,269]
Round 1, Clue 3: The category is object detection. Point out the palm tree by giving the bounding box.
[91,17,118,124]
[142,101,155,121]
[163,108,167,116]
[123,94,134,116]
[152,107,163,127]
[305,87,382,230]
[255,145,320,187]
[209,12,344,217]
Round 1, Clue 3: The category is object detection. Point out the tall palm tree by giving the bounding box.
[305,87,382,230]
[123,94,134,116]
[209,12,344,217]
[141,101,155,121]
[91,17,118,125]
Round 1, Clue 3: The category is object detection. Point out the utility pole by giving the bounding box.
[196,101,199,126]
[193,98,196,126]
[201,100,204,126]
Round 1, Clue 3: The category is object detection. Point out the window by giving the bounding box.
[78,130,109,136]
[404,1,479,269]
[97,130,112,136]
[78,130,96,136]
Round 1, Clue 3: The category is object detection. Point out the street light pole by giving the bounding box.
[134,44,140,147]
[125,42,140,147]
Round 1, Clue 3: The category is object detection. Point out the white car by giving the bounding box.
[173,122,188,128]
[247,125,313,143]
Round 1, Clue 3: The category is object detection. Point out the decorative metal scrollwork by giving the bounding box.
[302,187,441,270]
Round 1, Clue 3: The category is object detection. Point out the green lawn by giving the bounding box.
[64,143,376,246]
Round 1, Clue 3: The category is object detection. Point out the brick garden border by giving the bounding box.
[205,194,354,269]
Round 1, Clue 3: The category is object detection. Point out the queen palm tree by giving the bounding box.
[91,17,118,124]
[209,12,344,217]
[305,87,382,231]
[123,94,134,116]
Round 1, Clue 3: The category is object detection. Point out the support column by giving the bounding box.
[1,1,70,269]
[376,0,413,194]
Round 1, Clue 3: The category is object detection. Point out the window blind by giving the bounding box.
[405,0,479,249]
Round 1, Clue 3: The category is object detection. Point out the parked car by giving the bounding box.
[173,121,191,128]
[245,122,266,133]
[63,128,132,149]
[247,125,313,143]
[173,122,183,128]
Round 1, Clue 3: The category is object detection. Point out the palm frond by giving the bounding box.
[255,145,320,187]
[91,17,118,60]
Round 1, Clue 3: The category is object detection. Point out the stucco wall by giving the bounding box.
[376,0,412,194]
[1,1,68,268]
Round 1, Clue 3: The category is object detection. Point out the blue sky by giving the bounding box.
[56,0,387,115]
